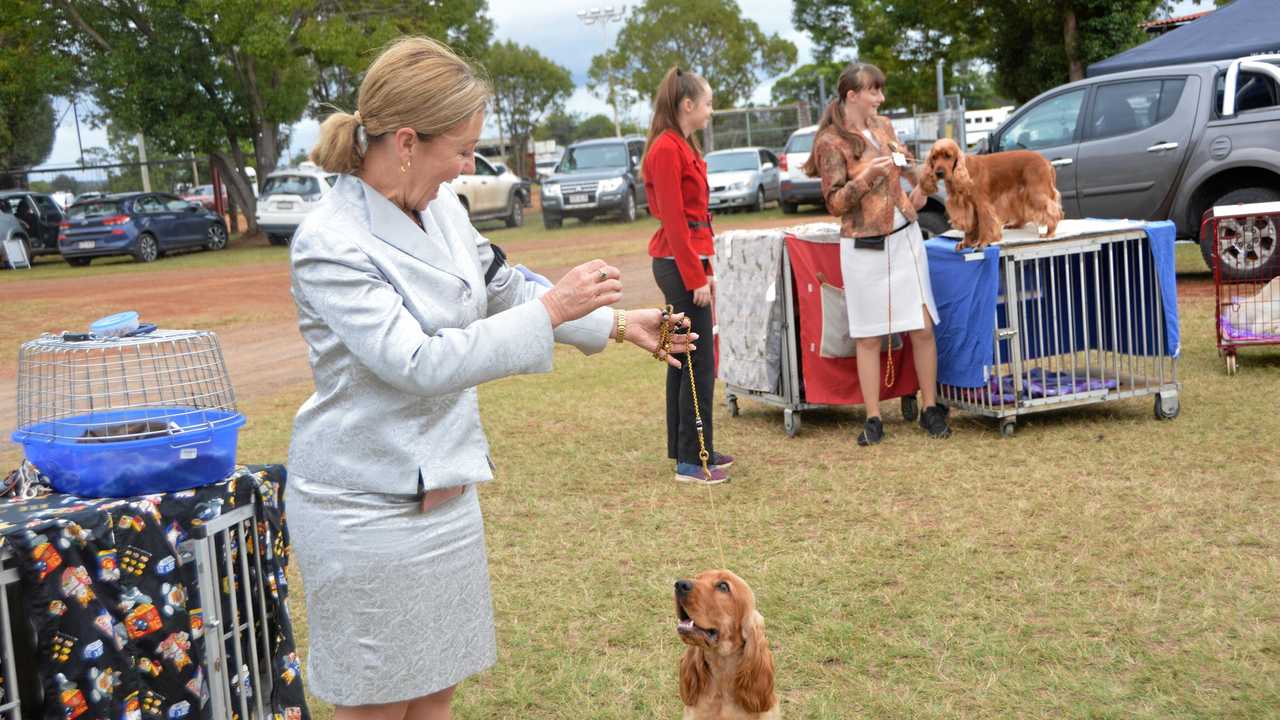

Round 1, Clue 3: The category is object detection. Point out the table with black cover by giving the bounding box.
[0,464,308,720]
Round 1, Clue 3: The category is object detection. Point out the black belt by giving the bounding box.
[852,220,912,251]
[688,220,712,230]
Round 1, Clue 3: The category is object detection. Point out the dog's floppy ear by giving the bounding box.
[679,645,710,707]
[734,610,775,713]
[951,153,974,193]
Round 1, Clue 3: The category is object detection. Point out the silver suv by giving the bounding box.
[964,53,1280,280]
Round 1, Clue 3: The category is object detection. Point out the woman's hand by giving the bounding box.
[624,308,698,369]
[860,155,895,185]
[540,259,622,327]
[692,282,712,307]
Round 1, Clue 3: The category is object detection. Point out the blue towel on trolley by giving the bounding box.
[925,221,1180,389]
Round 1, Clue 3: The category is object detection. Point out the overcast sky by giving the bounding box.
[40,0,1204,169]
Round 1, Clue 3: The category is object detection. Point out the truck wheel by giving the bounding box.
[1199,187,1280,281]
[780,200,798,214]
[620,191,637,223]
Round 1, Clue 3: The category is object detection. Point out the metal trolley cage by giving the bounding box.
[937,227,1181,437]
[723,243,919,438]
[1203,202,1280,374]
[182,503,276,720]
[0,502,276,720]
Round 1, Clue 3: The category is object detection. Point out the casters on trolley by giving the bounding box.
[784,409,801,438]
[901,395,919,422]
[1154,391,1180,420]
[999,418,1017,438]
[1224,353,1238,375]
[726,394,740,417]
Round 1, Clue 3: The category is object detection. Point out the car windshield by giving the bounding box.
[262,175,320,196]
[189,185,213,195]
[559,144,628,172]
[786,132,815,154]
[706,152,759,173]
[68,201,123,218]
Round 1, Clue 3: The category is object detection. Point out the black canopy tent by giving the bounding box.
[1088,0,1280,77]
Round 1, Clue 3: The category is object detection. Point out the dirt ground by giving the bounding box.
[0,211,815,444]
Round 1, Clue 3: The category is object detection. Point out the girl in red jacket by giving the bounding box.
[644,67,732,484]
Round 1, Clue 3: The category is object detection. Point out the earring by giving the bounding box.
[400,158,411,173]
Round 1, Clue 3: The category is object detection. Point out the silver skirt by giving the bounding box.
[285,475,496,706]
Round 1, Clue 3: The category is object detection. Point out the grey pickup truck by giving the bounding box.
[930,54,1280,281]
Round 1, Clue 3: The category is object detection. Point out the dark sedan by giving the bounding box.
[59,192,228,266]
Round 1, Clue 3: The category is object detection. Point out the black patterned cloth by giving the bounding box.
[0,464,309,720]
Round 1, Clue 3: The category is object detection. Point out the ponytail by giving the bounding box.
[310,112,365,175]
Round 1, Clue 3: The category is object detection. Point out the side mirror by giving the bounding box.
[631,155,640,167]
[493,163,507,175]
[973,137,989,154]
[761,162,775,171]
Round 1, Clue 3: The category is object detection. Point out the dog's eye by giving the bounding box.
[716,581,730,593]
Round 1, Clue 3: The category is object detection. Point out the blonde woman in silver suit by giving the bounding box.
[288,37,695,720]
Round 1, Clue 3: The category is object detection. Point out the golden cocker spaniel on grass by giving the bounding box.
[675,570,779,719]
[920,138,1063,250]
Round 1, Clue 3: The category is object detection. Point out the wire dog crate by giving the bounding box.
[936,221,1181,436]
[1204,202,1280,374]
[0,502,279,720]
[12,329,244,497]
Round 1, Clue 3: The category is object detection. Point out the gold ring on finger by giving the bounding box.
[597,269,608,283]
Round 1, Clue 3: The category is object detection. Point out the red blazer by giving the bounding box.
[644,130,715,291]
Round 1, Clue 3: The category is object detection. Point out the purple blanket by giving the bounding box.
[1220,315,1280,342]
[983,368,1119,404]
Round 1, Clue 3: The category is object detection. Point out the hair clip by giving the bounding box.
[675,67,683,76]
[355,125,369,156]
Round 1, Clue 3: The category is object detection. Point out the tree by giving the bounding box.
[534,109,580,146]
[575,114,643,140]
[50,1,494,231]
[0,1,72,188]
[302,0,493,115]
[486,41,574,177]
[792,0,995,112]
[589,0,797,110]
[984,0,1172,102]
[770,61,847,108]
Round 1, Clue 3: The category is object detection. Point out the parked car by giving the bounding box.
[180,184,228,210]
[0,190,65,257]
[255,164,338,245]
[705,147,781,212]
[957,53,1280,280]
[778,125,821,214]
[59,192,228,266]
[74,191,108,203]
[540,135,649,229]
[448,155,530,228]
[535,158,560,182]
[0,204,31,268]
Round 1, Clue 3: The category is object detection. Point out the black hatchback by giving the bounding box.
[59,192,228,266]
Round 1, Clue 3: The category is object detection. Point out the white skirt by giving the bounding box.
[840,212,940,338]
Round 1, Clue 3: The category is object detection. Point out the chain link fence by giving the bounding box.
[706,103,814,153]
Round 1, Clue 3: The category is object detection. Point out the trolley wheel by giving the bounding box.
[1154,394,1180,420]
[999,419,1017,438]
[784,409,801,438]
[1225,354,1238,375]
[901,395,919,422]
[727,395,740,417]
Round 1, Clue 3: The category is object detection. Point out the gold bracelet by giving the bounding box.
[614,309,626,344]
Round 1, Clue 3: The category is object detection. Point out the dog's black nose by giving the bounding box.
[675,579,692,596]
[935,169,946,178]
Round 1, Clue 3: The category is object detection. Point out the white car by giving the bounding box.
[705,147,781,212]
[778,124,822,214]
[255,164,338,245]
[448,155,529,228]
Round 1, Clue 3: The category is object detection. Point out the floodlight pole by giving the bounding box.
[577,5,628,137]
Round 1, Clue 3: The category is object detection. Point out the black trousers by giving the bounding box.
[652,258,717,465]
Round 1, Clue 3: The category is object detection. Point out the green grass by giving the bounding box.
[235,259,1276,719]
[6,214,1275,718]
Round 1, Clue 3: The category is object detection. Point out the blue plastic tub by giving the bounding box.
[11,407,246,497]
